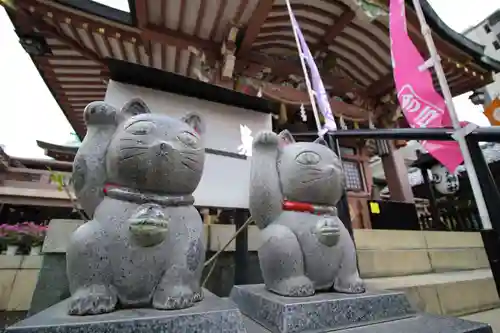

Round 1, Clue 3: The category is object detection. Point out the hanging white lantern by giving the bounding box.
[430,164,460,195]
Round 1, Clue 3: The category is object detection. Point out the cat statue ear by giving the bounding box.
[182,112,205,136]
[120,98,151,120]
[278,129,296,147]
[313,137,328,147]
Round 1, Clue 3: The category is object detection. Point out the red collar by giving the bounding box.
[282,200,337,215]
[102,183,194,206]
[102,183,120,195]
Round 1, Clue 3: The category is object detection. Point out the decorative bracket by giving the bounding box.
[220,24,239,81]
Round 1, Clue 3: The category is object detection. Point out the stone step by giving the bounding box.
[365,269,500,316]
[242,314,492,333]
[357,247,489,278]
[354,230,488,278]
[339,314,491,333]
[461,307,500,332]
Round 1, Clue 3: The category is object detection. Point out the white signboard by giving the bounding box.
[105,80,272,208]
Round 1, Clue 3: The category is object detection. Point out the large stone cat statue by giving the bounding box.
[67,98,206,315]
[249,130,365,297]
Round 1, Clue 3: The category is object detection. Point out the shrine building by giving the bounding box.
[2,0,500,229]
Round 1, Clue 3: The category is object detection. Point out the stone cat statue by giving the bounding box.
[249,130,365,297]
[67,98,206,315]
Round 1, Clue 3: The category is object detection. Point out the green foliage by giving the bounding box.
[49,169,66,192]
[354,0,388,19]
[47,168,89,222]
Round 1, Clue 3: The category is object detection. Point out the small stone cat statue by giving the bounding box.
[67,98,206,315]
[249,130,365,297]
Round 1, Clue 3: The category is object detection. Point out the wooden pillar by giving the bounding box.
[381,141,414,202]
[421,165,441,227]
[327,135,355,239]
[234,209,249,286]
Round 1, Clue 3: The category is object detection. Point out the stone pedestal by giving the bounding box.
[229,284,492,333]
[7,291,246,333]
[29,219,84,316]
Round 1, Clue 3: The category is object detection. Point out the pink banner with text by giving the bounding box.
[389,0,463,172]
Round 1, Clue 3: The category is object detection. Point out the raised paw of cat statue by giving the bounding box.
[67,98,206,315]
[249,130,366,297]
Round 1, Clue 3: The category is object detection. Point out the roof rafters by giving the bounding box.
[35,57,87,137]
[15,0,365,96]
[16,2,104,65]
[7,0,495,119]
[237,0,275,55]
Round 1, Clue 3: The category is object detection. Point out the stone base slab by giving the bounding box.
[241,313,492,333]
[6,290,246,333]
[229,284,416,333]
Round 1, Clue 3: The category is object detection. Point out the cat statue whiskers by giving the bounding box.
[249,130,365,297]
[67,98,206,315]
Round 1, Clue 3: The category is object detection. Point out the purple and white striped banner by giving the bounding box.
[287,7,337,132]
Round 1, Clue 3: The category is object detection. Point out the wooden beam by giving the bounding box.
[160,0,167,26]
[158,43,164,70]
[100,34,113,58]
[48,81,106,87]
[142,24,218,60]
[44,55,96,62]
[84,28,102,57]
[66,22,86,49]
[242,52,366,96]
[366,73,393,97]
[254,80,370,121]
[65,97,106,102]
[320,10,355,47]
[237,0,275,55]
[117,38,128,62]
[47,44,74,51]
[187,0,208,74]
[209,0,228,40]
[233,0,250,24]
[56,87,106,92]
[44,72,108,79]
[135,0,148,28]
[174,47,181,74]
[132,43,141,64]
[59,90,105,96]
[43,63,103,70]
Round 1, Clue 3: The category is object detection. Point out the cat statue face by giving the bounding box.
[106,100,205,195]
[431,164,459,195]
[277,131,345,206]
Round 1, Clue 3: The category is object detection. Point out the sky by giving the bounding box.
[0,0,498,159]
